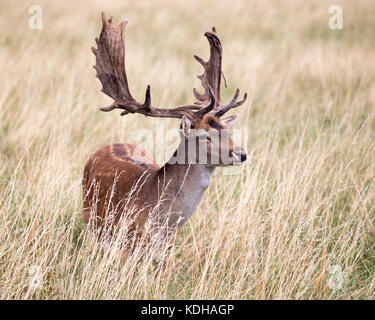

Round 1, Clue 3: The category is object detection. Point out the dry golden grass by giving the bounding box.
[0,0,374,299]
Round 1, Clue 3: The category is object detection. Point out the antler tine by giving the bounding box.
[194,86,217,118]
[214,90,247,118]
[93,13,200,119]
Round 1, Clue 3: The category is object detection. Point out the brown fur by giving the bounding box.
[82,115,244,244]
[84,15,247,269]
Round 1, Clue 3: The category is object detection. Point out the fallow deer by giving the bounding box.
[82,13,247,261]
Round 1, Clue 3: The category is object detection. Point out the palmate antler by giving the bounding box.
[193,27,247,118]
[92,13,246,120]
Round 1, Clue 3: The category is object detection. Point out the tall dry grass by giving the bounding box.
[0,0,374,299]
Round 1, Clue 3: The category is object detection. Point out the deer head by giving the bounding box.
[92,13,247,167]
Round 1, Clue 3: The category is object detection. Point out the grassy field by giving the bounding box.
[0,0,374,299]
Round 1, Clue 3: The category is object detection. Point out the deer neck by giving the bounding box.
[153,141,216,228]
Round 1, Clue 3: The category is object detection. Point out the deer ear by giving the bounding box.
[221,115,238,128]
[181,116,192,137]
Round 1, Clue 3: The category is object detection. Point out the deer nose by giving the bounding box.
[233,149,247,162]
